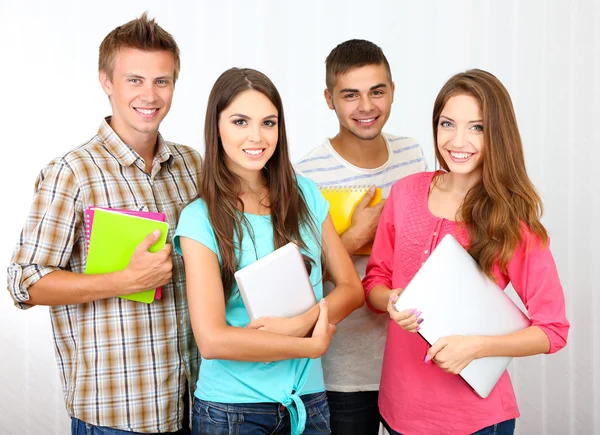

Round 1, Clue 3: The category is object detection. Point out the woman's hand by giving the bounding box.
[309,300,337,358]
[426,335,484,375]
[387,289,422,332]
[246,313,312,338]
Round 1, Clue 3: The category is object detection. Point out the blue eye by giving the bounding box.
[128,78,141,84]
[440,121,452,128]
[471,124,484,132]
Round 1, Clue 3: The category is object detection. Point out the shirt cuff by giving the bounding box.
[363,281,388,314]
[535,324,567,354]
[7,263,59,309]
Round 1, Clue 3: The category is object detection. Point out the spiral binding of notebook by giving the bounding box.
[319,185,383,255]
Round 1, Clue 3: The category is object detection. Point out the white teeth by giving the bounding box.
[244,149,264,155]
[136,108,157,115]
[357,118,376,123]
[450,152,472,159]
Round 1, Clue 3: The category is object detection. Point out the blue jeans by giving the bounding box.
[192,391,330,434]
[71,418,191,435]
[326,390,380,435]
[382,418,516,435]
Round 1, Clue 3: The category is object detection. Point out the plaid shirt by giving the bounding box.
[7,118,202,432]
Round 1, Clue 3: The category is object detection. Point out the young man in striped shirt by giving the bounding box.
[7,14,200,434]
[295,39,427,435]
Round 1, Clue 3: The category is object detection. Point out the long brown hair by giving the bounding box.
[432,69,548,278]
[200,67,318,301]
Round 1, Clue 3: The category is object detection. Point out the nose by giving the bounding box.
[248,125,262,144]
[358,96,374,113]
[453,128,468,149]
[139,82,158,103]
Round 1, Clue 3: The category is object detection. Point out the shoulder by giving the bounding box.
[294,141,332,173]
[42,135,103,170]
[296,173,321,198]
[34,136,107,190]
[167,143,203,164]
[296,174,329,219]
[515,221,549,253]
[383,133,427,164]
[180,197,209,220]
[390,170,434,196]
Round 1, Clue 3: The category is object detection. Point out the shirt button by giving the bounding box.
[433,232,437,236]
[424,250,429,254]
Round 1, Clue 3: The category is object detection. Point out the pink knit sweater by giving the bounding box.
[363,171,570,435]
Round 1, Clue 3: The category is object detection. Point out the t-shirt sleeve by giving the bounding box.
[296,174,329,225]
[173,199,219,259]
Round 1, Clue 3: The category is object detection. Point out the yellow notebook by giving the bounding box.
[320,186,383,255]
[85,209,169,304]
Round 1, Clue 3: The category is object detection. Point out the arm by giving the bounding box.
[428,231,570,374]
[8,161,173,308]
[180,236,335,362]
[246,215,364,337]
[27,232,173,306]
[363,183,398,313]
[288,215,365,335]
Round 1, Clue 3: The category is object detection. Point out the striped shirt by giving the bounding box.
[7,118,202,432]
[295,133,427,392]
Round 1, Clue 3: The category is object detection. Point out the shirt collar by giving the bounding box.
[97,117,174,167]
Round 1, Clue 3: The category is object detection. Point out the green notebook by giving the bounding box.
[85,209,169,304]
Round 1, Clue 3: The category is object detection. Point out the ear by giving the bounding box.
[99,70,113,97]
[324,88,335,111]
[390,81,396,104]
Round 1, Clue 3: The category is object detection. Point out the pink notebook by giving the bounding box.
[85,207,167,300]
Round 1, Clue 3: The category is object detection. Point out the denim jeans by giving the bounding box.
[71,419,191,435]
[381,417,516,435]
[326,390,380,435]
[192,391,330,434]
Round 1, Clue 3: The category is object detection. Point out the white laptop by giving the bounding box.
[394,234,531,398]
[234,242,317,321]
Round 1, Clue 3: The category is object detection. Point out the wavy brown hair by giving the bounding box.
[432,69,548,278]
[200,67,319,301]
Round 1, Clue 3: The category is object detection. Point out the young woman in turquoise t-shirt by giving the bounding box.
[174,68,363,435]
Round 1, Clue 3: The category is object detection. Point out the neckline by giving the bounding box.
[323,133,392,174]
[424,170,458,224]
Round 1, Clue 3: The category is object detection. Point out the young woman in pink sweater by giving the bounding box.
[363,69,570,435]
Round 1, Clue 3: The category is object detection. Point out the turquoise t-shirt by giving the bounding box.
[174,174,329,434]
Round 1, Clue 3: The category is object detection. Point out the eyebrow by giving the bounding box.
[440,115,483,123]
[124,73,173,80]
[339,83,388,94]
[228,113,278,120]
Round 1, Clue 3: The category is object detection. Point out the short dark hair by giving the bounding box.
[99,12,181,81]
[325,39,392,90]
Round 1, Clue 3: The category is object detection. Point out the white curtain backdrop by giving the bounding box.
[0,0,598,434]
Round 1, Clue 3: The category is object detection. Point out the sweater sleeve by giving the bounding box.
[362,181,400,313]
[506,229,570,354]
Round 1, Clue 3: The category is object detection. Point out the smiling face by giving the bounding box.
[325,63,394,141]
[218,89,279,181]
[436,94,485,177]
[99,47,175,145]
